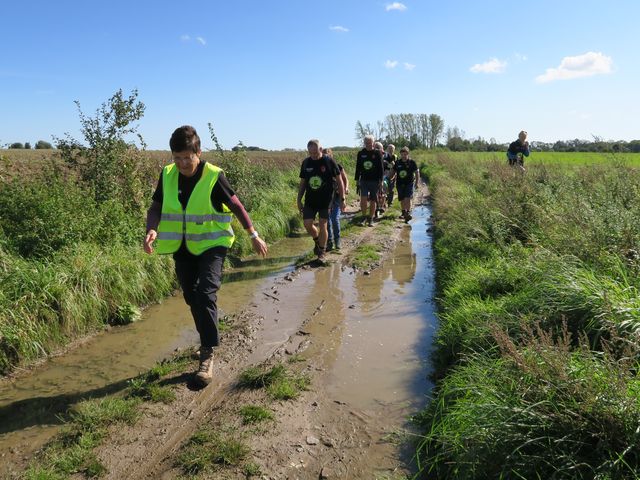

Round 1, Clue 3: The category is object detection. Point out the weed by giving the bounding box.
[178,427,250,474]
[239,405,274,424]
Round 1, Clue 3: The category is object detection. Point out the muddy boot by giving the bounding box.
[334,238,341,250]
[399,210,407,219]
[326,241,333,252]
[195,346,214,386]
[404,211,412,222]
[317,248,327,264]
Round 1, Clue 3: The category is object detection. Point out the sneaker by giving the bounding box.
[360,218,368,226]
[195,346,214,385]
[317,248,327,263]
[367,217,374,227]
[399,211,406,219]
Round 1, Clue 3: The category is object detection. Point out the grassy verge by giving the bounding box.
[0,150,313,375]
[414,153,640,478]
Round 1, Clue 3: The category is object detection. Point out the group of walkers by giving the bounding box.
[143,126,419,387]
[143,124,528,388]
[298,135,420,262]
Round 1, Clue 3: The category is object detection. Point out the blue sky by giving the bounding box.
[1,0,638,150]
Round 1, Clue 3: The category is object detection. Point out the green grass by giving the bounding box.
[177,427,250,475]
[238,363,310,400]
[414,152,640,478]
[239,405,274,424]
[351,243,383,269]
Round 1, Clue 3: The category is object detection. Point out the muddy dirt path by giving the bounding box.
[2,185,437,479]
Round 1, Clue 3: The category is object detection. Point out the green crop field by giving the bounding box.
[416,150,640,166]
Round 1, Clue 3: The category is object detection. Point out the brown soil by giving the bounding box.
[13,186,430,480]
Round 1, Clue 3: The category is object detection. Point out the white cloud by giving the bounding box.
[470,58,507,74]
[403,62,416,71]
[385,60,399,69]
[329,25,349,32]
[386,2,407,11]
[536,51,613,83]
[180,34,190,41]
[196,36,206,46]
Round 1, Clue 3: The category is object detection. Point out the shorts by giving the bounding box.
[397,183,414,201]
[359,180,380,200]
[303,204,330,220]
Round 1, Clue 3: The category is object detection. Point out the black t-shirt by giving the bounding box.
[355,148,383,182]
[151,160,236,259]
[394,159,418,185]
[299,155,340,208]
[383,153,396,173]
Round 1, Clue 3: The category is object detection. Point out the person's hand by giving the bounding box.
[143,230,157,254]
[251,236,268,257]
[340,199,347,213]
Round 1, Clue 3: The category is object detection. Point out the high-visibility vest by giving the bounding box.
[156,162,235,255]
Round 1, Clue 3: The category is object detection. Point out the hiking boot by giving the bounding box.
[334,239,341,250]
[313,238,320,255]
[326,242,333,252]
[195,346,214,385]
[399,210,407,219]
[404,212,412,222]
[317,248,327,263]
[367,217,374,227]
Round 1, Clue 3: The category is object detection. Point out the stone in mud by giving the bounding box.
[306,435,319,445]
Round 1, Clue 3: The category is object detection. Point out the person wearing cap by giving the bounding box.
[143,125,268,387]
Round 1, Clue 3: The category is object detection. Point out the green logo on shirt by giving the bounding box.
[399,170,408,178]
[309,176,323,190]
[363,160,373,170]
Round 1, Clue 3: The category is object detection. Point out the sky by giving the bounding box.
[1,0,639,150]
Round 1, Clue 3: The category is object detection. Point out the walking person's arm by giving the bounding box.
[297,179,306,213]
[223,195,268,257]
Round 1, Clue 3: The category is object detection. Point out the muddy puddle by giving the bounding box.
[245,204,437,475]
[0,236,311,471]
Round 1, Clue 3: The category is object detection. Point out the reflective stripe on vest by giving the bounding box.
[155,162,235,255]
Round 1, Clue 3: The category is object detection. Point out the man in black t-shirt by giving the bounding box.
[392,146,419,222]
[297,139,345,262]
[354,135,384,226]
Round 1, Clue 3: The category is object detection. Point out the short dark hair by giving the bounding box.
[170,125,201,153]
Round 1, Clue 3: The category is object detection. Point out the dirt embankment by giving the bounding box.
[21,185,431,479]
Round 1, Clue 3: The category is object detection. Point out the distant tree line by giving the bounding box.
[355,114,640,153]
[5,140,54,149]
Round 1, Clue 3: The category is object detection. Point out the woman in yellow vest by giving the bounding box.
[143,126,268,387]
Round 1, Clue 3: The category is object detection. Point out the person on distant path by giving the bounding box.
[297,140,346,262]
[383,144,397,207]
[323,148,349,251]
[392,146,419,222]
[507,130,530,171]
[354,135,384,226]
[143,125,268,388]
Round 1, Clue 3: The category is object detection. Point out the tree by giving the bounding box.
[24,142,31,149]
[9,142,24,149]
[55,89,147,207]
[35,140,53,149]
[427,114,445,149]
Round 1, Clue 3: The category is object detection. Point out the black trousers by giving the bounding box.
[174,246,227,348]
